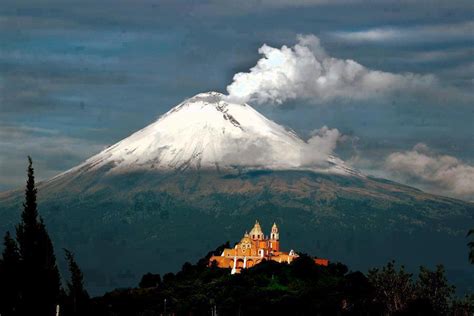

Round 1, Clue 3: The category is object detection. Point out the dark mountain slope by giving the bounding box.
[1,169,473,294]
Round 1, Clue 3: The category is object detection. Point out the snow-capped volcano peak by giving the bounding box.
[56,91,359,178]
[160,91,250,130]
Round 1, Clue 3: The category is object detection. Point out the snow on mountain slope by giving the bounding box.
[53,92,359,178]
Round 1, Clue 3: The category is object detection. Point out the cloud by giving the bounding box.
[332,21,474,43]
[206,0,358,10]
[384,143,474,200]
[0,124,105,190]
[301,126,341,166]
[220,126,343,170]
[226,34,436,105]
[399,48,474,64]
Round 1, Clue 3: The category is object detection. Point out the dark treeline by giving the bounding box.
[1,158,473,316]
[90,251,474,316]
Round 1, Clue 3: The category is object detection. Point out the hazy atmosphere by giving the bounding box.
[1,0,473,200]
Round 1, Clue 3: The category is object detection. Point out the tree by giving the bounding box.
[415,265,455,315]
[342,271,377,314]
[16,156,61,316]
[64,249,90,315]
[139,272,162,288]
[468,229,474,264]
[368,261,415,314]
[451,295,474,316]
[0,232,21,316]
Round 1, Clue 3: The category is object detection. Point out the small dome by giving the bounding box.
[240,236,251,244]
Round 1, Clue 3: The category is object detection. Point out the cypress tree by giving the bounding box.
[16,156,61,316]
[0,231,21,316]
[468,229,474,264]
[64,249,89,315]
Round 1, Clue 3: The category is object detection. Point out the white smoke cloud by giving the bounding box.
[301,126,341,166]
[385,143,474,200]
[221,126,343,169]
[226,34,436,105]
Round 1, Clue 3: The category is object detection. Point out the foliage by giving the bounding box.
[90,251,379,315]
[368,260,415,314]
[139,273,162,288]
[468,229,474,264]
[91,255,468,315]
[63,249,90,315]
[451,295,474,316]
[368,261,462,316]
[415,265,454,315]
[0,231,21,316]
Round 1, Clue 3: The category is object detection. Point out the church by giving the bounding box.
[209,220,329,274]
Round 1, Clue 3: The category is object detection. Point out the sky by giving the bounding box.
[1,0,473,200]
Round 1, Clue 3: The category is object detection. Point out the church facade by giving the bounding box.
[209,220,329,274]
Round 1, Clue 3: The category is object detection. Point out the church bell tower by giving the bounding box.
[270,222,280,251]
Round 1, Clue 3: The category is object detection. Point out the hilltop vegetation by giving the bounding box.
[88,246,474,316]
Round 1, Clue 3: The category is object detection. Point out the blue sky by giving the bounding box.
[1,0,473,200]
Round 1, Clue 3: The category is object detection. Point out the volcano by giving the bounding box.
[51,91,356,177]
[0,92,473,294]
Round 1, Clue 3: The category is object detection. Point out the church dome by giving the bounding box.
[249,220,264,240]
